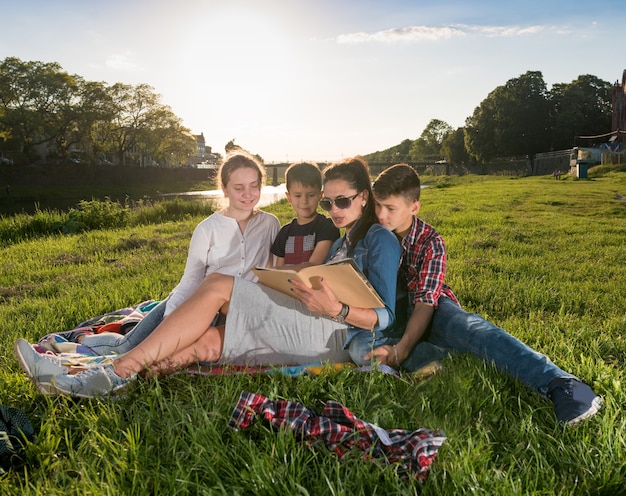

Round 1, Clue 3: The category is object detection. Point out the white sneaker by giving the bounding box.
[14,338,68,395]
[53,364,135,398]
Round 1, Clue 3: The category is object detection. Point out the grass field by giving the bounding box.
[1,170,625,494]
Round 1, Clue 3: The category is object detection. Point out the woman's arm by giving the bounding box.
[360,226,401,331]
[290,278,379,330]
[290,225,401,331]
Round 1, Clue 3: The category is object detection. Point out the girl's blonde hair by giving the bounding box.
[218,150,265,189]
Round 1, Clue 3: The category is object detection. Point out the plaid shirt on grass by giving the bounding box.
[229,391,446,482]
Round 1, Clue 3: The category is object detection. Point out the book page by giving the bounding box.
[253,259,384,308]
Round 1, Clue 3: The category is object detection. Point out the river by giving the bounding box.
[161,182,426,209]
[3,182,428,216]
[160,183,288,210]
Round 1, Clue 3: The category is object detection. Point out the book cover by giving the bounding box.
[252,258,384,308]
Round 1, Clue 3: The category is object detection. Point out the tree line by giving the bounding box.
[365,71,613,165]
[0,57,198,167]
[0,58,614,169]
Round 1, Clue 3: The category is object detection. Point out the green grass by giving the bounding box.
[1,172,625,494]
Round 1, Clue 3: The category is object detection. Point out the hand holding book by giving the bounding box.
[288,276,345,318]
[252,258,384,309]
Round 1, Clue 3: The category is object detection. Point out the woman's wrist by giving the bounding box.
[331,302,349,323]
[329,302,343,318]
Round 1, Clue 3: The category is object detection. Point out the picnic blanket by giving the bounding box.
[32,302,443,379]
[39,300,160,347]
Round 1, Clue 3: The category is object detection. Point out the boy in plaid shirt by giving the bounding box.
[356,163,601,426]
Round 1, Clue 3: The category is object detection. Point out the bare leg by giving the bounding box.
[145,326,225,378]
[112,273,234,378]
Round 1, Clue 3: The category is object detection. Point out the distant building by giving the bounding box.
[191,132,207,165]
[196,133,206,156]
[188,132,221,168]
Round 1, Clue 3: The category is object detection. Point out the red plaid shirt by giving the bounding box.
[399,216,459,309]
[229,391,446,481]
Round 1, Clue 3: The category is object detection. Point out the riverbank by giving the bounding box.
[0,164,217,215]
[3,162,622,217]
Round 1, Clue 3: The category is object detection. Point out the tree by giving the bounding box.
[0,57,202,167]
[441,127,470,164]
[224,139,264,163]
[0,57,80,162]
[143,110,196,166]
[366,139,412,164]
[409,119,452,161]
[106,83,190,166]
[465,71,551,162]
[225,139,240,152]
[464,93,499,163]
[72,79,117,163]
[549,75,612,150]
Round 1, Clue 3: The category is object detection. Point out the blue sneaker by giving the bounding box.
[547,377,603,426]
[52,364,135,398]
[14,338,68,395]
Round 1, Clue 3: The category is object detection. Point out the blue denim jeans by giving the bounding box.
[349,297,575,397]
[81,299,167,355]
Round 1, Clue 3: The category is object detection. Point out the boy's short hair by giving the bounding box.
[285,162,322,191]
[373,163,421,202]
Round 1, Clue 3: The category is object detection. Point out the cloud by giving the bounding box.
[337,26,465,44]
[464,24,545,37]
[336,24,552,44]
[105,52,138,72]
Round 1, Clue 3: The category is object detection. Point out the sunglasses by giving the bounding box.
[319,192,360,211]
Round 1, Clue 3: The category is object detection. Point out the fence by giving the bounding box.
[602,151,626,165]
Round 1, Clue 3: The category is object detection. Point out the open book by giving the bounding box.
[252,258,384,308]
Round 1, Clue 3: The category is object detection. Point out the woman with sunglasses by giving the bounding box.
[50,157,402,397]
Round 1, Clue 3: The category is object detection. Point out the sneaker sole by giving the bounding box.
[52,375,131,399]
[52,383,128,399]
[35,381,58,396]
[567,396,603,426]
[14,339,60,396]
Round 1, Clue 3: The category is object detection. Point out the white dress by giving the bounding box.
[164,210,280,316]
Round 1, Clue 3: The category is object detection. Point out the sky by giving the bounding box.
[1,0,625,163]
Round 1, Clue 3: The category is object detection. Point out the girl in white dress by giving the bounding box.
[79,149,280,354]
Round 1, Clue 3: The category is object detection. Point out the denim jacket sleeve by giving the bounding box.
[337,224,400,335]
[325,223,400,340]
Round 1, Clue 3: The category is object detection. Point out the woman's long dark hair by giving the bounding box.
[322,156,377,256]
